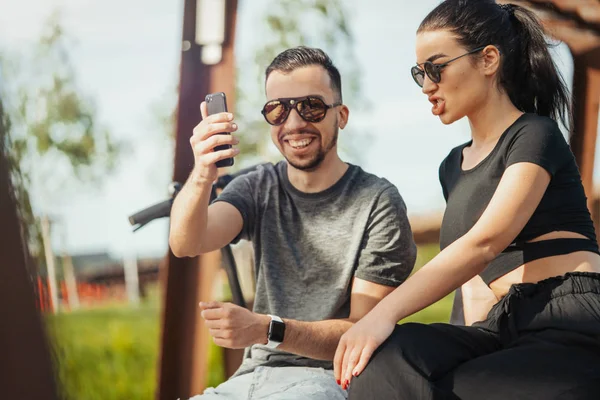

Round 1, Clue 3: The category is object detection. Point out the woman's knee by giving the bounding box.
[358,323,433,378]
[349,323,468,399]
[349,341,419,400]
[360,323,477,382]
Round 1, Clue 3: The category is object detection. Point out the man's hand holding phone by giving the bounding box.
[189,100,239,186]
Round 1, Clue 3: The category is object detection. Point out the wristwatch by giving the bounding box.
[266,314,286,349]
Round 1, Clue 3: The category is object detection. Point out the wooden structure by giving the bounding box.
[157,1,240,399]
[500,0,600,241]
[0,100,59,399]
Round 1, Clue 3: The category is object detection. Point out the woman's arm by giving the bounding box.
[372,161,550,323]
[334,162,551,384]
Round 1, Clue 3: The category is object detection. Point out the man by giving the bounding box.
[169,46,417,399]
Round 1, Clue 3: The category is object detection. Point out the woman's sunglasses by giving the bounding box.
[261,96,342,126]
[411,46,486,87]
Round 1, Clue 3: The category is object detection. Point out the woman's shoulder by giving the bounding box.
[503,113,572,175]
[508,113,563,139]
[440,140,471,171]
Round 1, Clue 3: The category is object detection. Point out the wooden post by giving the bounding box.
[189,251,224,394]
[0,98,59,399]
[62,252,80,311]
[594,188,600,246]
[124,252,140,306]
[40,215,59,313]
[156,0,239,398]
[570,50,600,225]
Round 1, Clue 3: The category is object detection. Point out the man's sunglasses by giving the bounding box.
[261,96,342,126]
[411,46,486,87]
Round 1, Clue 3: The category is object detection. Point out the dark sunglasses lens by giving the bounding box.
[411,66,424,87]
[424,62,441,83]
[298,97,327,122]
[263,101,288,125]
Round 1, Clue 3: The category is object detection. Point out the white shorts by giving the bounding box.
[189,366,347,400]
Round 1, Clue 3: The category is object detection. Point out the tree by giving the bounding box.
[1,12,121,263]
[235,0,369,167]
[153,0,369,170]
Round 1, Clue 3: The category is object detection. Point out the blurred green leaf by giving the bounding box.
[239,0,368,165]
[0,11,122,262]
[152,0,368,171]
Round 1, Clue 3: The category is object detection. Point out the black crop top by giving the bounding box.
[438,113,599,285]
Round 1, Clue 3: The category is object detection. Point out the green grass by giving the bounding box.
[401,292,453,324]
[401,243,453,324]
[47,245,449,398]
[46,301,160,400]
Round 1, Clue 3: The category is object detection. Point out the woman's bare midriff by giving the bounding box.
[489,231,600,299]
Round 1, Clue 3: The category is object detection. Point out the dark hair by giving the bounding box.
[418,0,572,129]
[265,46,343,102]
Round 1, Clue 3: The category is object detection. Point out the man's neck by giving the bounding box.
[287,153,349,194]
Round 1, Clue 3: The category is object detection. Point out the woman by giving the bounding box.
[333,1,600,399]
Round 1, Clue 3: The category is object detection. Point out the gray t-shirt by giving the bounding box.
[214,161,417,376]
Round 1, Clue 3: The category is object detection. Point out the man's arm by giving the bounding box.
[199,277,395,360]
[276,186,415,359]
[168,101,243,257]
[275,277,395,360]
[199,184,415,359]
[170,189,243,257]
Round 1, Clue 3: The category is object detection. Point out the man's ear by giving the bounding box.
[338,105,349,129]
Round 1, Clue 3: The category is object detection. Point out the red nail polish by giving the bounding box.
[336,379,340,385]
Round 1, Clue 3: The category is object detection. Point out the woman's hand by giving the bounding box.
[333,310,396,390]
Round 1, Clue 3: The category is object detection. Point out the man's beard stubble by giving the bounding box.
[284,118,339,171]
[286,126,338,171]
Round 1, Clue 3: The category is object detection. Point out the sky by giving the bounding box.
[0,0,598,259]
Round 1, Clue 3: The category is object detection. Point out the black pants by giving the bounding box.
[348,272,600,400]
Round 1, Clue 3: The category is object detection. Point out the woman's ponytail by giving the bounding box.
[419,0,572,129]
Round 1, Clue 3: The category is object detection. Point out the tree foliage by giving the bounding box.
[154,0,367,170]
[235,0,368,166]
[1,12,121,259]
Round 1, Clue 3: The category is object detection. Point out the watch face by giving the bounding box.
[269,320,286,343]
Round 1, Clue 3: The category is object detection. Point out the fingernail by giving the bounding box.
[232,123,238,130]
[353,371,358,377]
[336,379,340,385]
[228,113,233,120]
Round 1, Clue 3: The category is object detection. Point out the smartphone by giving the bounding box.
[205,92,234,168]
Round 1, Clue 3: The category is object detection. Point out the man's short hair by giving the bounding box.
[265,46,343,102]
